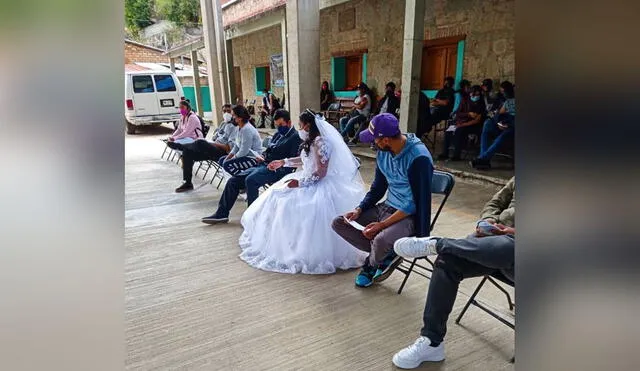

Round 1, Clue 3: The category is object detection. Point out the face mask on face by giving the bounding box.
[180,108,188,116]
[277,125,290,136]
[298,129,309,141]
[223,112,232,122]
[470,96,480,102]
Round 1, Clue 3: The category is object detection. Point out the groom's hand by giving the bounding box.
[286,179,299,188]
[344,208,361,222]
[363,222,385,240]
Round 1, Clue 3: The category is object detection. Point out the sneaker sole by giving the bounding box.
[392,354,445,369]
[373,256,403,283]
[201,218,229,225]
[175,188,194,193]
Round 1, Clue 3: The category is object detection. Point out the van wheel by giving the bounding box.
[125,120,136,134]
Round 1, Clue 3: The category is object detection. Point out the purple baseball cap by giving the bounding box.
[358,113,401,143]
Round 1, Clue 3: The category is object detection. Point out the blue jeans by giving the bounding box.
[214,164,291,217]
[478,116,514,160]
[339,114,367,139]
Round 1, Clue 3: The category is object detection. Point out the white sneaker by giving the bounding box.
[392,336,445,369]
[393,237,441,259]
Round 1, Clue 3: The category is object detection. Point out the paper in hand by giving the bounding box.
[344,217,365,231]
[446,125,457,132]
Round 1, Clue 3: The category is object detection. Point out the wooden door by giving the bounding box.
[233,66,243,102]
[421,43,458,90]
[345,55,362,90]
[265,66,271,91]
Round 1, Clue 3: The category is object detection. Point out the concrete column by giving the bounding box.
[398,0,425,133]
[286,0,320,119]
[200,0,224,123]
[169,58,176,73]
[280,18,289,109]
[225,39,237,104]
[191,50,204,116]
[213,0,230,104]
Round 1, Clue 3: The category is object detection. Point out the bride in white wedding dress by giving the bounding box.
[239,110,368,274]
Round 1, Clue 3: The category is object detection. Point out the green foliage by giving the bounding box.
[125,0,154,35]
[156,0,201,25]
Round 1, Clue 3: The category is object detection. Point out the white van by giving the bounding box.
[124,69,185,134]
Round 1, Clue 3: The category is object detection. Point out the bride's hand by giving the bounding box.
[268,160,284,171]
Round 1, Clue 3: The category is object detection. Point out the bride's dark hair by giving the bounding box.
[299,109,321,155]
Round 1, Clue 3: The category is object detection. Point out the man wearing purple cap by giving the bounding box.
[331,113,433,287]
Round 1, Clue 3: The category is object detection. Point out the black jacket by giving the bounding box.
[377,94,400,116]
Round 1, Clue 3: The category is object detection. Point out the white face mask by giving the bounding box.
[298,129,309,141]
[222,112,232,122]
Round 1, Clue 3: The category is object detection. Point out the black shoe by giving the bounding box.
[437,154,449,161]
[175,182,194,193]
[201,214,229,225]
[450,156,462,161]
[473,158,491,170]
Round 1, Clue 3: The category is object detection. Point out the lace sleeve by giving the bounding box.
[284,157,303,168]
[299,136,331,187]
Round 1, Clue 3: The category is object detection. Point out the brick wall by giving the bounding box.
[124,41,169,64]
[231,24,284,103]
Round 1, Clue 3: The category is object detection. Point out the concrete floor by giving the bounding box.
[125,124,514,370]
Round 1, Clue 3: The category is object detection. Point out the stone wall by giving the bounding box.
[231,24,285,103]
[424,0,515,85]
[222,0,285,27]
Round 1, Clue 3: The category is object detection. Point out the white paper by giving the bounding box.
[344,218,365,231]
[446,125,457,132]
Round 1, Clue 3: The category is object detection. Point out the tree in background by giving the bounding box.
[125,0,154,36]
[156,0,200,26]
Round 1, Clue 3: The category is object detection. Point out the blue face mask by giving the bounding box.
[470,95,480,102]
[277,125,290,136]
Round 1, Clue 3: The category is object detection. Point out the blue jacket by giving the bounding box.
[358,134,433,237]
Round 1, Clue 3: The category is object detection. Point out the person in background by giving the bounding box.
[391,177,515,369]
[416,76,455,139]
[450,79,471,116]
[174,104,237,193]
[320,81,335,111]
[438,85,486,161]
[258,88,280,129]
[222,105,263,176]
[202,109,302,225]
[481,78,503,114]
[471,81,515,170]
[376,81,400,116]
[167,100,203,147]
[332,113,433,288]
[339,82,373,145]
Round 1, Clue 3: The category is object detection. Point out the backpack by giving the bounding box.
[192,112,210,137]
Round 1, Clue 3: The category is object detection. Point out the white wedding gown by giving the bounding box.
[239,118,368,274]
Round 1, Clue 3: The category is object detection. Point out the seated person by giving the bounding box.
[471,81,516,170]
[332,113,433,288]
[339,82,372,144]
[481,78,503,114]
[450,79,471,117]
[438,85,486,161]
[376,81,400,116]
[320,81,335,111]
[221,105,263,176]
[392,177,515,369]
[174,104,237,193]
[416,76,455,139]
[201,109,302,224]
[166,100,203,148]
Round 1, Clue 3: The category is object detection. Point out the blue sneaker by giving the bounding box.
[373,251,403,283]
[355,265,375,288]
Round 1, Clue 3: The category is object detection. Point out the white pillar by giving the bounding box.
[286,0,320,119]
[225,39,237,104]
[398,0,425,133]
[169,58,176,73]
[213,0,230,104]
[200,0,224,123]
[280,18,289,108]
[191,50,204,116]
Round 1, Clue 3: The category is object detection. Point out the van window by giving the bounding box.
[132,75,155,93]
[154,75,177,92]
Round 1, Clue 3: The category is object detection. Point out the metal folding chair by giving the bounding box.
[395,170,456,294]
[455,272,514,329]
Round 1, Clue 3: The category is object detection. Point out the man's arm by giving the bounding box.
[480,177,515,222]
[355,96,369,110]
[408,156,433,238]
[358,166,388,212]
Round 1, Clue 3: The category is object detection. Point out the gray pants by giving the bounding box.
[421,235,514,343]
[331,204,414,266]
